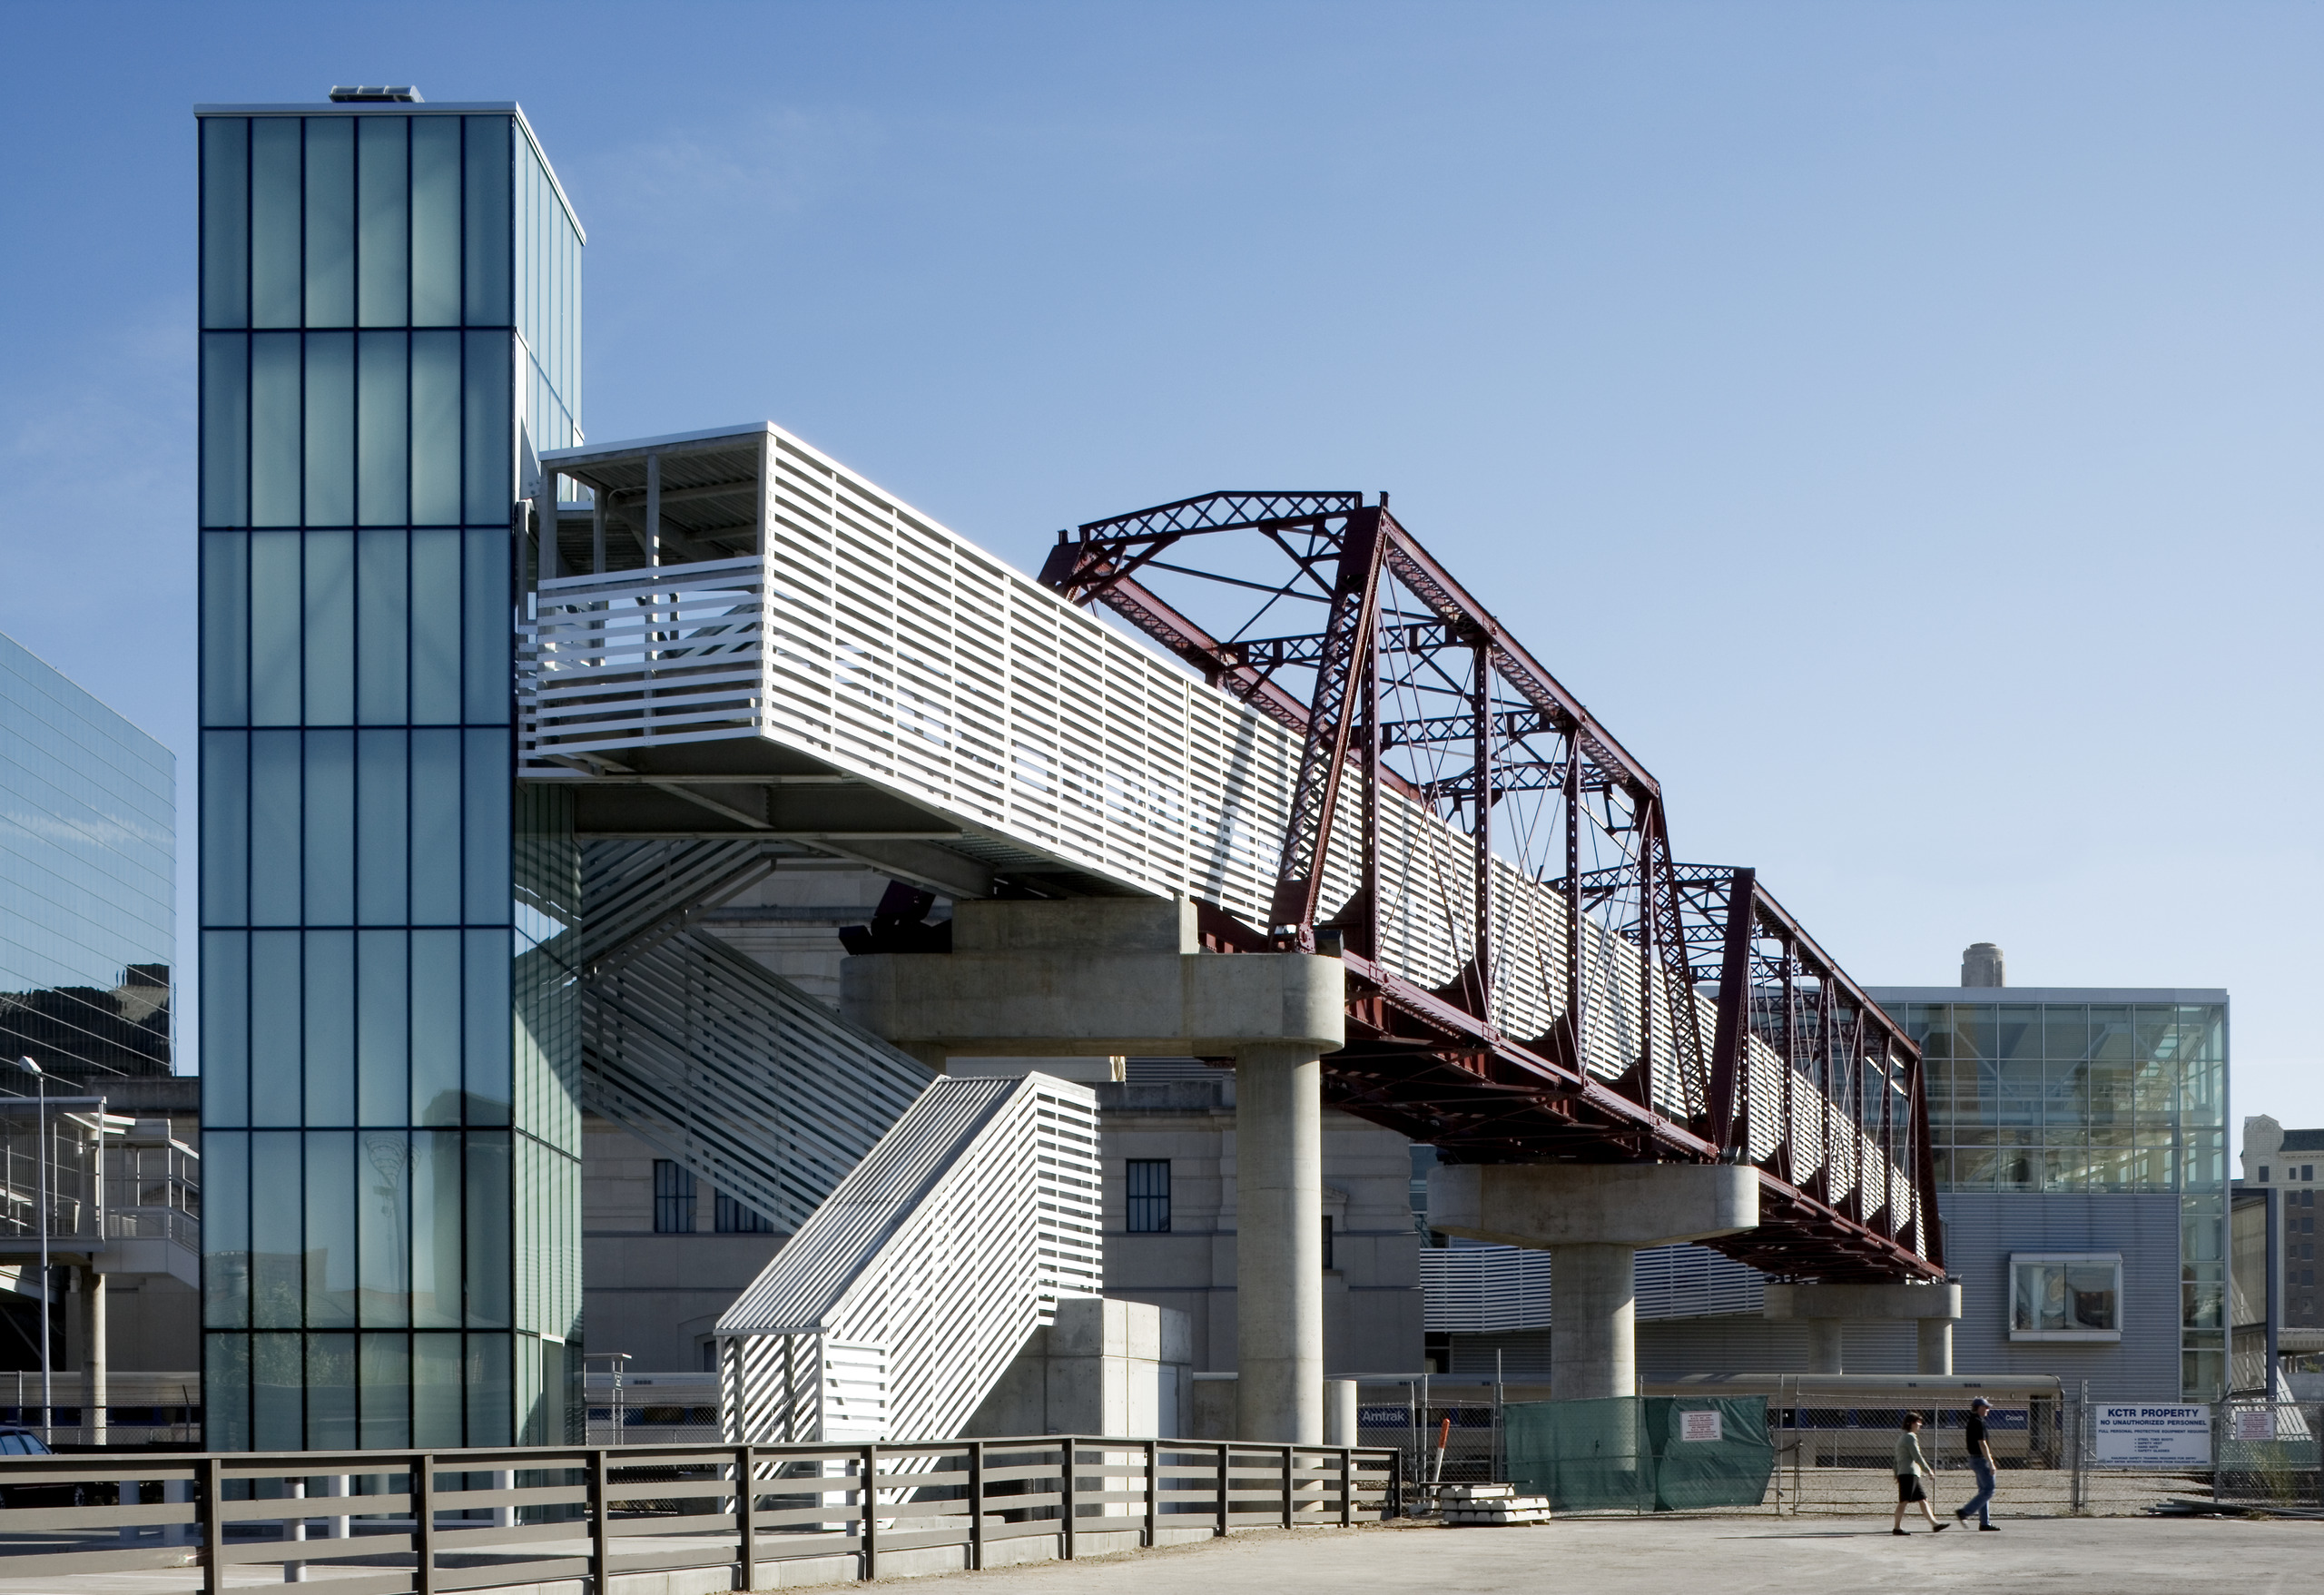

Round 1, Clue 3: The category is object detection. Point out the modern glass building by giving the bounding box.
[1868,986,2230,1402]
[196,92,585,1448]
[0,632,174,1084]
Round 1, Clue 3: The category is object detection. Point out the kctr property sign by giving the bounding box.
[2093,1405,2210,1467]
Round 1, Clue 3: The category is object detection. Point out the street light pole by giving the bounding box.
[20,1058,48,1444]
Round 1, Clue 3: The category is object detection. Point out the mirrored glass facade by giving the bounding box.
[0,632,174,1085]
[198,103,583,1448]
[1876,990,2229,1402]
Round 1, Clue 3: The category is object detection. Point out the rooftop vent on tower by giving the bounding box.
[1962,942,2005,987]
[329,85,424,103]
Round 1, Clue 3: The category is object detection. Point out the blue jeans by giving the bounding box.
[1956,1458,1995,1526]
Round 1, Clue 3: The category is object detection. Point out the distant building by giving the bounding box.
[0,628,189,1433]
[0,630,175,1085]
[2238,1117,2320,1327]
[1867,965,2230,1403]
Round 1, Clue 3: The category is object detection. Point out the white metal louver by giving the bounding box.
[715,1072,1103,1443]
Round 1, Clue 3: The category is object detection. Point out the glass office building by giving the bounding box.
[1869,987,2230,1402]
[196,94,585,1448]
[0,632,174,1084]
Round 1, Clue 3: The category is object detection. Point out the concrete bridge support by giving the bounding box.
[1235,1044,1324,1442]
[1427,1163,1758,1401]
[1762,1281,1962,1374]
[842,894,1344,1445]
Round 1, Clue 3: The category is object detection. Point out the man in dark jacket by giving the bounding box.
[1955,1397,2001,1530]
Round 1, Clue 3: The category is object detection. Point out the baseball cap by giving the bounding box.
[1969,1397,1991,1409]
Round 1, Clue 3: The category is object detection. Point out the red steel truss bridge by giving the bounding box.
[1042,491,1940,1282]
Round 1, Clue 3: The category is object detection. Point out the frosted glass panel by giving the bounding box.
[357,117,409,327]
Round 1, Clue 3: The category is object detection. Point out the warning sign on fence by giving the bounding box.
[1679,1410,1723,1442]
[2231,1408,2276,1442]
[2094,1405,2210,1466]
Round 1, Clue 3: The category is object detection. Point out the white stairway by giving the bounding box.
[714,1072,1104,1442]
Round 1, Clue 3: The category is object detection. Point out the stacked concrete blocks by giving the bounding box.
[1440,1482,1552,1525]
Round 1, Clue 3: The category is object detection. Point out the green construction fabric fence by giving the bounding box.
[1503,1397,1775,1512]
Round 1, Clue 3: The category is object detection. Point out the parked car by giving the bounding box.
[0,1428,92,1509]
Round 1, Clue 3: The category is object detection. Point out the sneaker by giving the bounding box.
[1893,1529,1909,1536]
[1933,1521,1950,1532]
[1978,1524,2000,1532]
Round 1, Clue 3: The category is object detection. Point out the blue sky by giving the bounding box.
[3,2,2317,1131]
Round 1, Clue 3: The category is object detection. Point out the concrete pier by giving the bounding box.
[1548,1244,1638,1401]
[842,895,1344,1443]
[1763,1280,1962,1375]
[1235,1045,1323,1442]
[1428,1162,1758,1401]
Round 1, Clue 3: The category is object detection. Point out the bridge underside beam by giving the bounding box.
[1313,951,1937,1285]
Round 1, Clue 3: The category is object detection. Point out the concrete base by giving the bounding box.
[964,1297,1193,1438]
[1190,1373,1238,1441]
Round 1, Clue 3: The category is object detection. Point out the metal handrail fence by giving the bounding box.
[0,1434,1399,1591]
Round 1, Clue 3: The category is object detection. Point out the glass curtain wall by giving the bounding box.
[197,104,584,1449]
[1906,999,2230,1401]
[0,633,175,1084]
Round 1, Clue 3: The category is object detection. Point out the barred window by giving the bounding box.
[653,1159,696,1234]
[715,1192,775,1234]
[1126,1159,1171,1233]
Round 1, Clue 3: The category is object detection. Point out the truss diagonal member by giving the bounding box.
[1640,811,1709,1124]
[1269,507,1386,942]
[1705,866,1757,1151]
[1378,527,1661,804]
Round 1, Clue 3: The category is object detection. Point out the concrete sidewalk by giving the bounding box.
[882,1515,2320,1595]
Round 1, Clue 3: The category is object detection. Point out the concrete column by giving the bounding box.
[1917,1318,1953,1375]
[1427,1163,1758,1408]
[1551,1245,1637,1401]
[1806,1320,1843,1374]
[1324,1379,1359,1446]
[78,1265,103,1446]
[1236,1044,1322,1444]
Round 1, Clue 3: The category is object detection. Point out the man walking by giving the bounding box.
[1955,1396,2001,1531]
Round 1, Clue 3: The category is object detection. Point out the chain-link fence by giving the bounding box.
[1771,1393,2074,1515]
[1355,1381,1509,1493]
[1348,1382,2324,1517]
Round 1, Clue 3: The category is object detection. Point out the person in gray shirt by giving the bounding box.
[1892,1413,1950,1535]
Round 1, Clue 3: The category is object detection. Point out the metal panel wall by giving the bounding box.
[1936,1191,2184,1404]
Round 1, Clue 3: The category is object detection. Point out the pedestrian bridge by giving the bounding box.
[524,422,1938,1285]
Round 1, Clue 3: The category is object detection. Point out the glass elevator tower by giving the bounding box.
[195,93,584,1447]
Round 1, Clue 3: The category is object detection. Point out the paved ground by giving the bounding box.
[881,1514,2323,1595]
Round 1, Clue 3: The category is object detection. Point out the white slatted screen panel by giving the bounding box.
[718,1073,1103,1442]
[582,925,934,1232]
